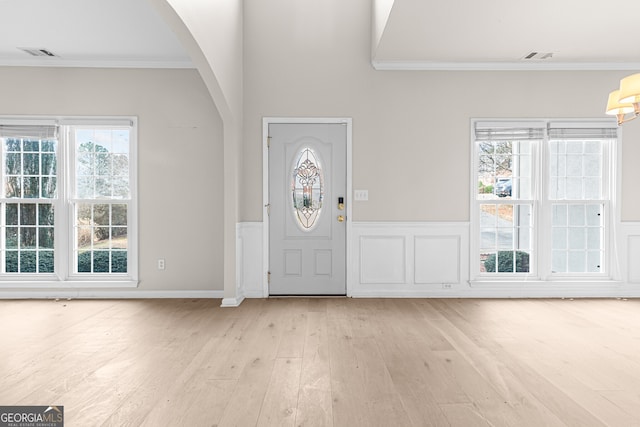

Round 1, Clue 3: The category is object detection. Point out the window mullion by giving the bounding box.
[56,125,69,280]
[537,132,550,279]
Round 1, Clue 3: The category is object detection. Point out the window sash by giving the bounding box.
[69,126,132,276]
[1,138,59,200]
[550,202,605,274]
[476,140,535,201]
[69,200,130,276]
[0,201,58,275]
[70,126,132,201]
[478,201,535,275]
[0,128,61,276]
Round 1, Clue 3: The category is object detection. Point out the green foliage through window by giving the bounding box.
[484,251,530,273]
[77,251,127,273]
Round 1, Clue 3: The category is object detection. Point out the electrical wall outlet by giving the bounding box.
[442,283,452,289]
[158,259,165,270]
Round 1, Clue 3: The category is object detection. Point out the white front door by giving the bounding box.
[268,122,347,295]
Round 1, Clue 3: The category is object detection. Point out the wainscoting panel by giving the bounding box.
[629,236,640,283]
[360,236,406,284]
[621,222,640,285]
[414,236,460,284]
[351,222,470,297]
[237,221,640,299]
[237,222,265,298]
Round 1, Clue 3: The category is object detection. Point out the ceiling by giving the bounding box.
[1,0,639,71]
[373,0,640,70]
[0,0,191,68]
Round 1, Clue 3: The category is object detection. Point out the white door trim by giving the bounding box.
[263,117,353,297]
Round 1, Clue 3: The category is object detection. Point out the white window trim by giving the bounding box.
[469,118,621,286]
[0,116,138,288]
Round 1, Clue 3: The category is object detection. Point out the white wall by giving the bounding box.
[161,0,243,122]
[153,0,244,303]
[242,0,640,222]
[0,67,224,294]
[3,1,638,298]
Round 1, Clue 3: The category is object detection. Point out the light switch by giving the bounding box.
[354,190,368,201]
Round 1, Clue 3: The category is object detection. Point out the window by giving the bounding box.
[291,147,324,231]
[472,120,617,280]
[72,128,131,275]
[0,118,137,284]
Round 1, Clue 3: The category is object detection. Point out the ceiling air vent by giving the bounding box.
[18,47,60,58]
[522,52,554,60]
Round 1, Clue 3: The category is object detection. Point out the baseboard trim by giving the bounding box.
[0,290,224,299]
[221,295,245,307]
[348,281,640,299]
[244,290,266,298]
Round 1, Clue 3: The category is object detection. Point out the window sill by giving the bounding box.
[469,279,624,288]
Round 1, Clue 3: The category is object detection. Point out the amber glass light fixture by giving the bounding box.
[606,73,640,125]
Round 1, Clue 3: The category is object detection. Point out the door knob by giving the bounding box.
[337,215,345,222]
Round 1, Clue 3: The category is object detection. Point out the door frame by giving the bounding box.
[262,117,353,297]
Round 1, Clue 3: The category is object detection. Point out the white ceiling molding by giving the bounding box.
[0,58,195,69]
[372,61,640,71]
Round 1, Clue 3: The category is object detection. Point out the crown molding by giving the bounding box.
[0,58,195,69]
[372,60,640,71]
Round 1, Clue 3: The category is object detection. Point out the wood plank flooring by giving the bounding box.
[1,298,640,426]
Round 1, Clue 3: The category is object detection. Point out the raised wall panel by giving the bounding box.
[237,222,265,298]
[360,236,406,284]
[414,236,460,284]
[351,222,470,297]
[629,236,640,283]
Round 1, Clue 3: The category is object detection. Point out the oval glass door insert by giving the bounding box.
[291,147,324,230]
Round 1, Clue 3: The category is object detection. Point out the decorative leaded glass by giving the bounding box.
[291,148,324,230]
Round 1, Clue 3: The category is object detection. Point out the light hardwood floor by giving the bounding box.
[1,298,640,426]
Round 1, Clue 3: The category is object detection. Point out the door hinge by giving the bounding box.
[267,271,271,284]
[267,136,271,148]
[264,203,271,216]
